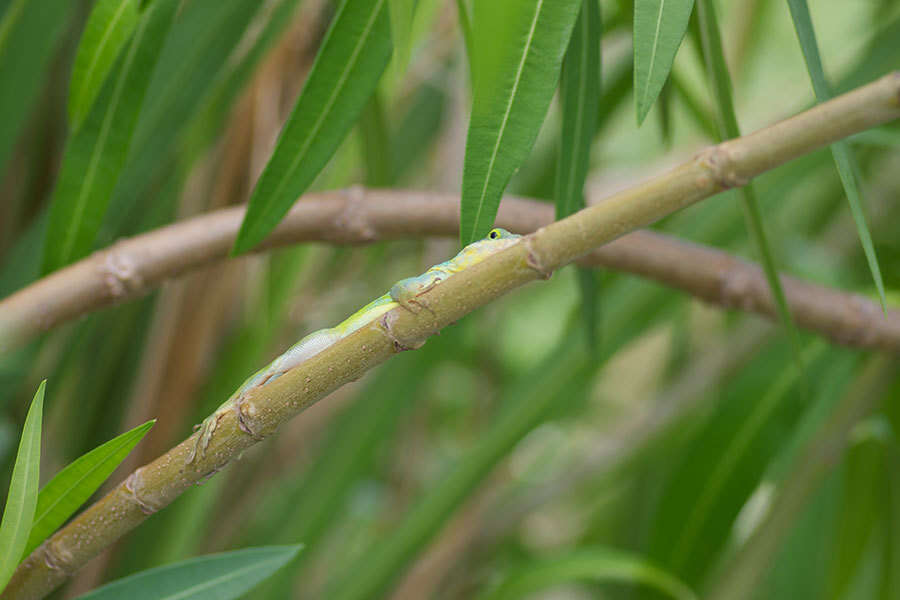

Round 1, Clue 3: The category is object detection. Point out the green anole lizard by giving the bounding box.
[187,228,521,463]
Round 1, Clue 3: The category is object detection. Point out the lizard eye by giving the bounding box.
[489,229,500,240]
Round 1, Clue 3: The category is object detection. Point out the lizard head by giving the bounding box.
[486,227,519,241]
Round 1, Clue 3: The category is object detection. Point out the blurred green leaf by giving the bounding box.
[328,342,590,600]
[72,546,303,600]
[388,0,415,75]
[826,418,892,599]
[233,0,393,255]
[23,420,155,556]
[459,0,580,245]
[68,0,142,133]
[0,380,44,590]
[785,0,886,312]
[633,0,694,125]
[360,92,393,186]
[0,0,72,175]
[479,547,697,600]
[41,0,178,273]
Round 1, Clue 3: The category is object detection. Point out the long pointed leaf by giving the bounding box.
[633,0,695,124]
[459,0,581,245]
[68,0,142,132]
[0,381,44,591]
[72,546,303,600]
[479,547,697,600]
[388,0,415,76]
[23,420,155,556]
[232,0,393,255]
[556,0,601,351]
[784,0,886,312]
[41,0,178,274]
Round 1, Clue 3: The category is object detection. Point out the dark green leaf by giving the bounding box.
[68,0,142,132]
[633,0,694,124]
[233,0,393,255]
[459,0,581,245]
[41,0,178,273]
[0,0,72,175]
[72,546,303,600]
[785,0,886,312]
[0,381,44,590]
[24,420,155,556]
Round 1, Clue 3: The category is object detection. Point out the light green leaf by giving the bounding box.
[0,381,44,591]
[232,0,393,255]
[72,546,303,600]
[479,547,697,600]
[23,420,155,557]
[785,0,886,313]
[68,0,141,132]
[388,0,415,76]
[460,0,581,245]
[633,0,695,124]
[41,0,178,274]
[0,0,72,175]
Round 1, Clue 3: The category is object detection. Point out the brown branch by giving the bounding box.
[1,187,899,355]
[2,71,899,600]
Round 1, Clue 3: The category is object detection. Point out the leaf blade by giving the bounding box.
[72,546,303,600]
[784,0,886,312]
[633,0,695,124]
[68,0,141,132]
[41,0,178,273]
[459,0,581,245]
[232,0,393,255]
[0,381,44,591]
[23,420,155,556]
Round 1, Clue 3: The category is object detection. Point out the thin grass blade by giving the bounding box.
[785,0,886,312]
[479,547,697,600]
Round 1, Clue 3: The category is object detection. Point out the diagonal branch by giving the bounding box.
[2,71,899,600]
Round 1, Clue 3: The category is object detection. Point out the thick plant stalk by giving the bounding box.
[2,189,900,353]
[2,71,899,600]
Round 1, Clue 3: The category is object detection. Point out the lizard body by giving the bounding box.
[187,228,520,463]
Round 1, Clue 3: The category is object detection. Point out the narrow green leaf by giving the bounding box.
[459,0,581,245]
[784,0,887,312]
[232,0,393,255]
[72,546,303,600]
[41,0,178,274]
[388,0,415,76]
[68,0,142,133]
[455,0,474,81]
[0,0,72,175]
[555,0,601,352]
[360,92,394,186]
[23,420,155,556]
[695,0,804,379]
[0,381,44,591]
[633,0,695,124]
[479,547,697,600]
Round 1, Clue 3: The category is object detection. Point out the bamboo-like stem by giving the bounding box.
[2,190,900,354]
[2,71,899,600]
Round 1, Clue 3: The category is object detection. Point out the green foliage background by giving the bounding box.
[1,0,899,598]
